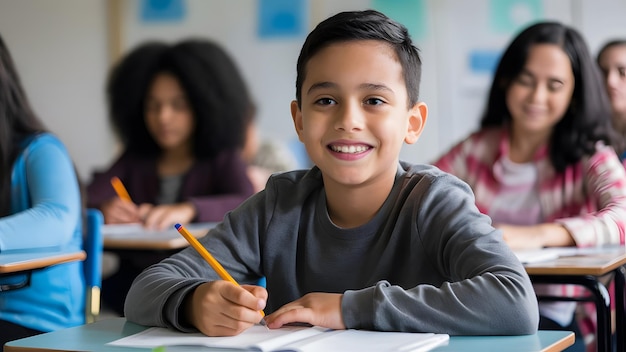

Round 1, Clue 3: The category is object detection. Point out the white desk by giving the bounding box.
[102,222,216,250]
[0,250,86,291]
[518,245,626,352]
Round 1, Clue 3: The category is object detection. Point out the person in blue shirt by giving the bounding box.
[0,33,85,346]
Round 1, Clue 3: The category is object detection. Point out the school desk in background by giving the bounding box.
[102,222,215,250]
[0,250,86,291]
[516,245,626,352]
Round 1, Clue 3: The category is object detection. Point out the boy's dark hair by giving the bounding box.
[108,39,255,158]
[295,9,422,109]
[480,21,619,172]
[597,39,626,65]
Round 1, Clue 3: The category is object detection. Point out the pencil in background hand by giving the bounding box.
[110,176,132,202]
[174,223,267,326]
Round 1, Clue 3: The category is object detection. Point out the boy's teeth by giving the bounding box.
[331,145,367,153]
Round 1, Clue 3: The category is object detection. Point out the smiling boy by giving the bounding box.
[125,9,538,336]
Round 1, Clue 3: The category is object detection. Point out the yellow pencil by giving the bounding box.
[110,176,132,202]
[174,223,267,324]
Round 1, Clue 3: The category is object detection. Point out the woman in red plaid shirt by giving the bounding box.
[434,22,626,352]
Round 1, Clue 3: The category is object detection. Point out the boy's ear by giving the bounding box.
[291,100,305,142]
[404,102,428,145]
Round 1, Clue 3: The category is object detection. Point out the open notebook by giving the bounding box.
[513,248,561,264]
[102,222,216,238]
[513,246,614,264]
[108,324,449,352]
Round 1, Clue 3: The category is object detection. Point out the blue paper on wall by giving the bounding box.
[258,0,307,39]
[469,50,501,74]
[140,0,186,23]
[490,0,542,34]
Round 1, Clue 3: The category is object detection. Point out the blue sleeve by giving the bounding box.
[0,136,81,251]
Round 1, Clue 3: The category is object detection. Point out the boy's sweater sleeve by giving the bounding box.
[341,174,539,335]
[124,193,264,331]
[124,254,209,331]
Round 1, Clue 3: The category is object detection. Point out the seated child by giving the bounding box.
[124,9,539,336]
[0,33,84,345]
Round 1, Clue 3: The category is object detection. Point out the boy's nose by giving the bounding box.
[334,101,364,132]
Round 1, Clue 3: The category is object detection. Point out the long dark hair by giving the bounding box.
[0,34,46,216]
[597,39,626,65]
[481,22,618,172]
[107,39,255,158]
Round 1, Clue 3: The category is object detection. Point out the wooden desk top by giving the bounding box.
[103,223,215,250]
[523,246,626,276]
[4,318,574,352]
[0,250,86,274]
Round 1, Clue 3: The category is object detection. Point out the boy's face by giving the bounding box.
[291,40,427,189]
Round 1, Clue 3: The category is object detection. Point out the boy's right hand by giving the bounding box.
[100,197,141,224]
[185,281,267,337]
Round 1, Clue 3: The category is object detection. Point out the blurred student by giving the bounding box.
[0,33,84,345]
[87,39,255,229]
[237,92,298,193]
[87,39,256,315]
[434,22,626,352]
[125,9,538,337]
[250,140,299,192]
[597,39,626,160]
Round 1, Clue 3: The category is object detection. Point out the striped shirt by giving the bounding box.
[434,127,626,247]
[434,127,626,325]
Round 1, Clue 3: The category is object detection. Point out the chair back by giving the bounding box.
[83,208,103,323]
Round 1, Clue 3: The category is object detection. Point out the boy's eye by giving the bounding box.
[315,98,336,105]
[619,67,626,78]
[365,97,384,105]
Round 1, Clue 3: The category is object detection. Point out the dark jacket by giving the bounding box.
[86,149,254,222]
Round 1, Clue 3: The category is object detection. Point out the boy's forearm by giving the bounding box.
[342,275,538,335]
[124,263,205,332]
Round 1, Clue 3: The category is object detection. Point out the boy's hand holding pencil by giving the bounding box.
[175,223,268,336]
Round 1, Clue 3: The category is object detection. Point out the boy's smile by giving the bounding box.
[292,40,426,194]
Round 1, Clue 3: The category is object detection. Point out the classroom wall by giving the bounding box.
[0,0,113,181]
[1,0,625,182]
